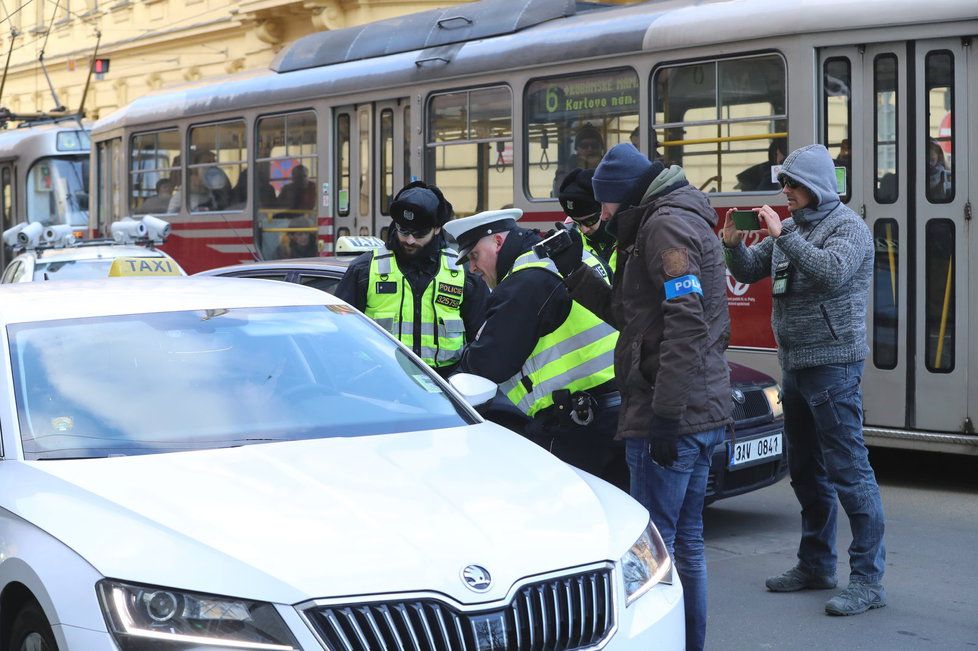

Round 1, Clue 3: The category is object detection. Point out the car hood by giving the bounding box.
[2,424,646,605]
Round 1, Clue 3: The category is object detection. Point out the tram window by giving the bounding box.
[403,105,412,184]
[188,121,246,213]
[872,220,899,370]
[873,54,898,204]
[97,138,123,233]
[130,129,180,215]
[652,55,786,194]
[1,167,12,230]
[256,111,318,260]
[822,57,852,202]
[358,106,371,220]
[524,69,638,199]
[27,157,90,228]
[336,114,351,217]
[427,86,512,216]
[380,109,394,215]
[924,51,953,204]
[924,219,955,373]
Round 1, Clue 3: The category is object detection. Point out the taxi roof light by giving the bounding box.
[334,235,384,256]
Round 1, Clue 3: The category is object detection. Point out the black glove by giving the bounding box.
[549,222,584,278]
[648,414,680,467]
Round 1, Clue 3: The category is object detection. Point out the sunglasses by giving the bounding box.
[394,224,433,239]
[778,175,802,190]
[572,211,601,228]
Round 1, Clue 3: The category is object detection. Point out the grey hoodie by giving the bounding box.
[724,144,872,370]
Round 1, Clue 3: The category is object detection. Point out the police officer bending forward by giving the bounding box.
[334,182,489,376]
[443,209,621,478]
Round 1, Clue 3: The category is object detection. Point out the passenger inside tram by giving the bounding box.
[735,138,787,191]
[274,215,319,259]
[553,124,605,195]
[137,179,173,214]
[276,164,316,210]
[926,138,952,201]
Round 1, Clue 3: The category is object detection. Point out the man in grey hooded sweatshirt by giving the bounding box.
[723,144,886,617]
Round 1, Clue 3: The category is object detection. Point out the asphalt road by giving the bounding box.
[704,448,978,650]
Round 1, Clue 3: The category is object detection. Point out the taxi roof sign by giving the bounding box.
[335,235,384,256]
[108,256,184,277]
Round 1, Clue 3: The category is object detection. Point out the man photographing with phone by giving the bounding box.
[723,144,887,618]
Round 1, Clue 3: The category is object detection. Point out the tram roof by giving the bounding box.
[272,0,596,73]
[0,120,90,159]
[91,0,978,134]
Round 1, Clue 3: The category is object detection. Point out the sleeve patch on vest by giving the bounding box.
[438,281,463,296]
[661,247,690,277]
[664,274,703,301]
[435,294,461,309]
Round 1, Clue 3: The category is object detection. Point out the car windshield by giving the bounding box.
[9,305,472,459]
[32,258,115,281]
[26,155,90,227]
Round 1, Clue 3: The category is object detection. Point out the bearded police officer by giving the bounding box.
[443,209,621,480]
[558,168,618,279]
[334,182,488,376]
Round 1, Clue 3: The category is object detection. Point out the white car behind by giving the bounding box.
[0,278,683,650]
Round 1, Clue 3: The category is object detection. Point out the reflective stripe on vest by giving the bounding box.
[583,237,617,279]
[499,250,617,417]
[365,247,465,367]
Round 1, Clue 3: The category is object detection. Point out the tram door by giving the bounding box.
[912,39,971,434]
[333,99,412,242]
[821,40,971,435]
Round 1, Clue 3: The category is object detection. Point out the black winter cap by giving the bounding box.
[558,168,600,219]
[390,181,453,230]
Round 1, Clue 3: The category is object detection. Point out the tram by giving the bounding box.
[0,120,90,268]
[88,0,978,455]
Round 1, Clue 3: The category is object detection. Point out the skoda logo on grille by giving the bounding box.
[461,565,492,592]
[732,389,746,404]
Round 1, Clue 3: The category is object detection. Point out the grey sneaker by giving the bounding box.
[825,582,887,616]
[765,566,838,592]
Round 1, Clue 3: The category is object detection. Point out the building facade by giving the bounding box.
[0,0,477,122]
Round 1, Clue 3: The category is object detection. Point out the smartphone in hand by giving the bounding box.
[731,209,762,230]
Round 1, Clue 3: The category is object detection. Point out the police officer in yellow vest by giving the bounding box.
[334,182,489,376]
[558,168,619,280]
[444,209,622,479]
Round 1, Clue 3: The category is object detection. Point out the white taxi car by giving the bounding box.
[1,242,184,283]
[0,278,683,650]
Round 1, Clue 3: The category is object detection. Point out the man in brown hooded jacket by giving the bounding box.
[547,143,731,651]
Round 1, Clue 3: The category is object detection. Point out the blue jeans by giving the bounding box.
[781,361,886,584]
[626,427,725,651]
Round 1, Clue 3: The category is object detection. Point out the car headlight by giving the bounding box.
[97,579,299,650]
[620,521,672,605]
[763,384,783,419]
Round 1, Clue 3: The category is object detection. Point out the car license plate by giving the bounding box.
[728,432,782,469]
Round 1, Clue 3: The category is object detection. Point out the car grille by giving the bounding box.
[305,568,615,651]
[732,388,771,422]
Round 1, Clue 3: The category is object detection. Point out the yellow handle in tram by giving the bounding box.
[933,255,953,370]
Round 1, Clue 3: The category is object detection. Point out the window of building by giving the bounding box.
[525,68,639,198]
[426,86,512,216]
[652,54,786,193]
[187,121,246,213]
[129,130,180,215]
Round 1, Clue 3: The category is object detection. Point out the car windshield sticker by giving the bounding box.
[413,374,443,393]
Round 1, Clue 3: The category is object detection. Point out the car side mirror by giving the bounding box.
[448,373,496,408]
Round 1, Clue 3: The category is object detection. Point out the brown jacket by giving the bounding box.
[564,182,732,439]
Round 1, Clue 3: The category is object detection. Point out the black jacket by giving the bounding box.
[458,228,612,394]
[334,234,489,374]
[565,182,731,439]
